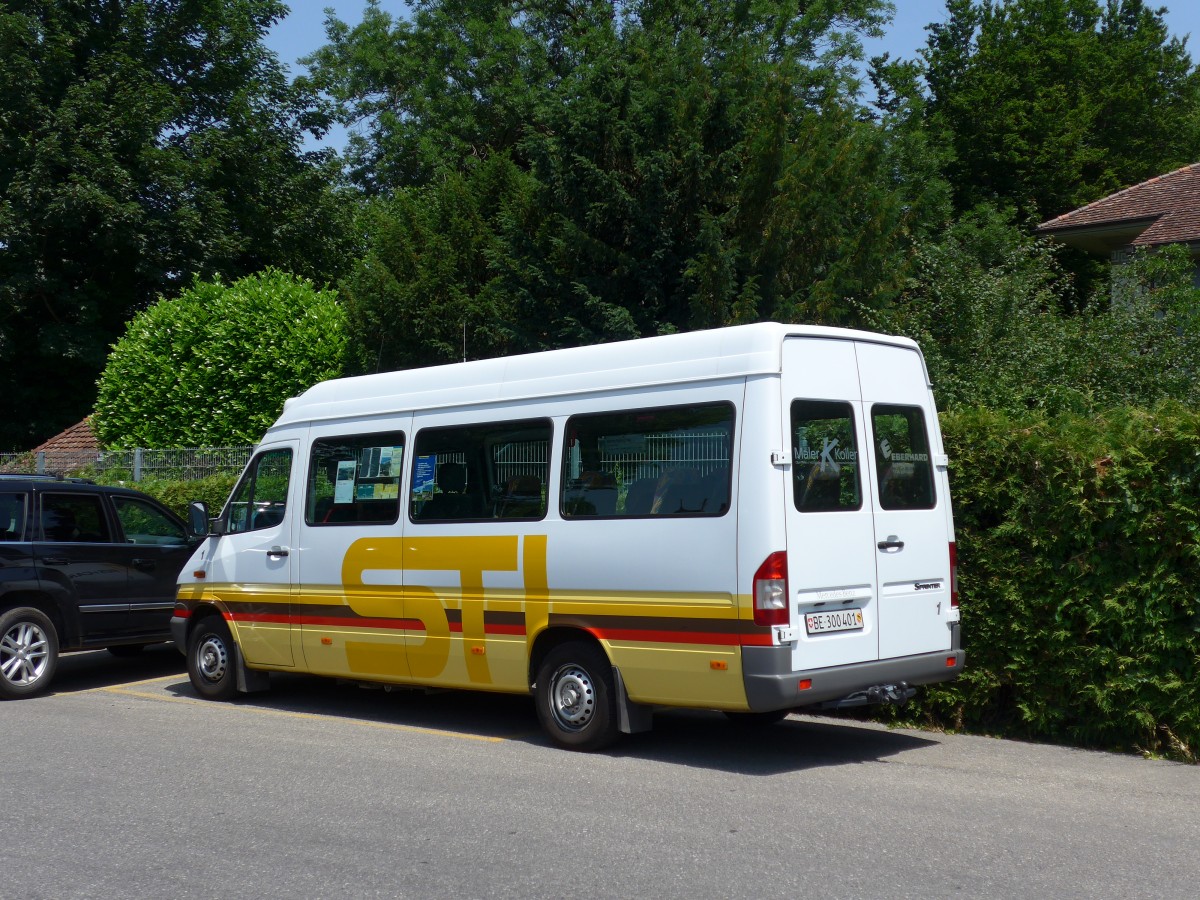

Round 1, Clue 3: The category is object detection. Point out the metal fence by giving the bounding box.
[1,430,731,486]
[0,446,254,482]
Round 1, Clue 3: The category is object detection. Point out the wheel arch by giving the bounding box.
[0,591,70,649]
[527,626,652,736]
[527,625,608,689]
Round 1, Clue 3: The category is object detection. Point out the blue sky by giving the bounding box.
[266,1,1200,150]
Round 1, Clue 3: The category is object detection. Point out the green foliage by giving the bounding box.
[0,0,354,450]
[869,208,1200,415]
[316,0,937,367]
[93,270,346,447]
[898,404,1200,762]
[98,474,240,522]
[922,0,1200,221]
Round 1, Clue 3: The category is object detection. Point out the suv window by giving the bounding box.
[0,491,27,541]
[113,496,187,545]
[40,493,112,543]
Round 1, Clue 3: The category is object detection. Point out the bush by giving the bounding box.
[896,403,1200,762]
[131,474,241,521]
[94,269,346,447]
[90,472,239,520]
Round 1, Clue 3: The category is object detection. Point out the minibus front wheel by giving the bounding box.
[187,615,237,701]
[535,641,619,751]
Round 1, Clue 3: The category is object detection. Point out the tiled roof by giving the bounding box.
[1037,163,1200,247]
[32,418,99,454]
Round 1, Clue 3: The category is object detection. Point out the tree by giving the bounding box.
[0,1,355,450]
[93,270,346,447]
[314,0,937,369]
[922,0,1200,222]
[868,206,1200,415]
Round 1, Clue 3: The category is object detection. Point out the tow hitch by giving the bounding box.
[818,681,916,710]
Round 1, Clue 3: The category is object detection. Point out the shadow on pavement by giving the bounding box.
[48,643,185,694]
[160,671,937,775]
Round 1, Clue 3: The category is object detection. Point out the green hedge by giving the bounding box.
[102,473,239,521]
[903,403,1200,761]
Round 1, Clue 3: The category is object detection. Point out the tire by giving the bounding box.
[723,709,790,727]
[107,644,147,658]
[534,641,619,751]
[186,616,237,701]
[0,607,59,700]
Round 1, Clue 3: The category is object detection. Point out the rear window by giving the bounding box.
[0,492,27,541]
[872,405,936,510]
[791,400,862,512]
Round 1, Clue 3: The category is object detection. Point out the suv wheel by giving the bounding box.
[0,607,59,699]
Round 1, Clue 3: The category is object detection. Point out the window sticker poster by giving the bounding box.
[334,460,357,504]
[414,455,437,499]
[379,445,396,477]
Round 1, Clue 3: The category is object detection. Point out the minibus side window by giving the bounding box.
[561,403,734,518]
[306,432,405,526]
[226,448,293,534]
[409,419,551,522]
[871,405,936,510]
[791,400,862,512]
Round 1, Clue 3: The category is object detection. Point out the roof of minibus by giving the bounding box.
[270,322,922,430]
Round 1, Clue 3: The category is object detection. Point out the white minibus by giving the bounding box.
[172,323,963,749]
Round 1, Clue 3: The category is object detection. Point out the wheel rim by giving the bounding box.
[195,632,229,684]
[1,620,51,687]
[548,662,596,732]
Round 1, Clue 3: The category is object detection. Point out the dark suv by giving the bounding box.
[0,475,199,699]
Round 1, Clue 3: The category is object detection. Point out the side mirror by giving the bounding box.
[188,501,216,538]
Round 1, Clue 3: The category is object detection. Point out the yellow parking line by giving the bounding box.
[100,684,506,743]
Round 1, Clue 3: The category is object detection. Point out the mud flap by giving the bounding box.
[613,666,653,734]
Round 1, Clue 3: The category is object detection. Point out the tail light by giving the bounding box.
[753,551,789,626]
[949,542,959,609]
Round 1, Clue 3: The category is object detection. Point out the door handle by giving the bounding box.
[268,546,289,559]
[132,559,156,571]
[877,539,905,551]
[42,557,70,566]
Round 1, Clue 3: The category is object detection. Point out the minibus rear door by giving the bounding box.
[855,342,954,661]
[781,337,881,669]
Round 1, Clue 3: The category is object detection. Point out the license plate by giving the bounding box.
[805,608,864,635]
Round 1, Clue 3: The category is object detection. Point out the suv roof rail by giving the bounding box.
[0,473,97,484]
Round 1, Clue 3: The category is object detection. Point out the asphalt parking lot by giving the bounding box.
[4,647,1198,899]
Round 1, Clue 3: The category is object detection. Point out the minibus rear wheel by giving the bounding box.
[535,642,619,751]
[187,615,237,701]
